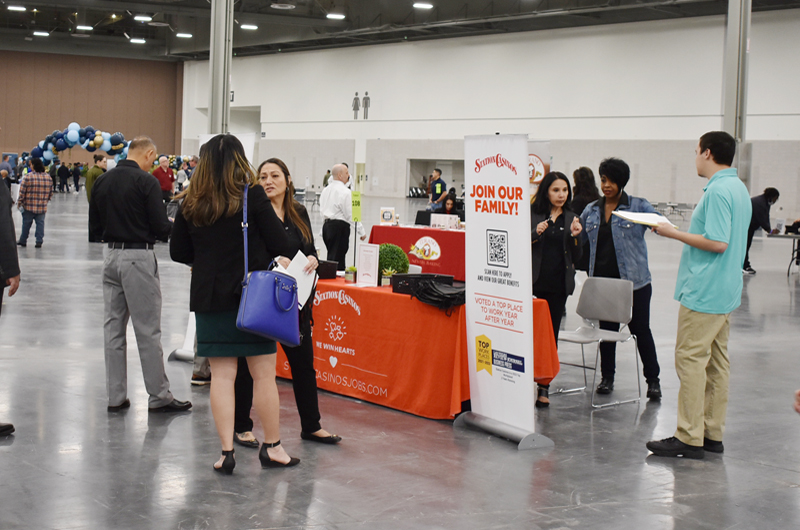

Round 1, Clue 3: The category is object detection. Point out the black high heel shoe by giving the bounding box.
[259,440,300,468]
[213,449,235,475]
[535,385,550,408]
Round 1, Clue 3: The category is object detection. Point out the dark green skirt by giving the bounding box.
[195,310,277,357]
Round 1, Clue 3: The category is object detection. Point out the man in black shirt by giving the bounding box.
[89,136,191,414]
[72,162,82,193]
[57,162,71,193]
[743,187,779,274]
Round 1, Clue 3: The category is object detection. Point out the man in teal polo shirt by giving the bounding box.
[647,131,751,459]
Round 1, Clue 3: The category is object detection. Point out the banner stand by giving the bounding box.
[454,412,554,451]
[168,312,195,363]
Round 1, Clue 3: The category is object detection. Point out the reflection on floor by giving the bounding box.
[2,192,800,529]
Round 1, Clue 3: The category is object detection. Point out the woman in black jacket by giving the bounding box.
[232,158,342,449]
[531,172,583,407]
[170,134,298,475]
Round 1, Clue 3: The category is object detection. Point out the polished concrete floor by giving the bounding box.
[2,191,800,530]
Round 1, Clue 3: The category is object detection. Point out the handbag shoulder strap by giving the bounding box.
[242,185,249,284]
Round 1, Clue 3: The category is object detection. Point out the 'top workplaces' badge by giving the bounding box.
[476,334,492,375]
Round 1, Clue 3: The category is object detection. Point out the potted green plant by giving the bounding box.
[378,243,410,284]
[344,266,357,283]
[381,268,397,286]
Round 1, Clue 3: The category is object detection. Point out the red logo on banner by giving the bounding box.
[474,153,518,175]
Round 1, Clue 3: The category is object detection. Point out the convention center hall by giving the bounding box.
[2,1,800,529]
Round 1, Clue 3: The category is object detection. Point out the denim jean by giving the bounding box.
[19,210,46,244]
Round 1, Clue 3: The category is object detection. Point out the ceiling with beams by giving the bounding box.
[1,0,799,61]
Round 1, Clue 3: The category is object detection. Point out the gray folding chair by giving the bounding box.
[558,277,641,408]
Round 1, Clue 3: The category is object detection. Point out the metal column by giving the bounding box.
[208,0,234,135]
[722,0,752,180]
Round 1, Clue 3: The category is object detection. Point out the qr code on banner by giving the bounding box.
[486,229,509,268]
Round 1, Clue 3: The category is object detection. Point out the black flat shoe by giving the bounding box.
[234,431,260,449]
[596,378,614,395]
[107,399,131,412]
[646,436,704,459]
[259,440,300,468]
[213,449,235,475]
[0,423,15,436]
[149,399,192,413]
[703,437,724,453]
[301,431,342,444]
[646,379,662,401]
[535,385,550,408]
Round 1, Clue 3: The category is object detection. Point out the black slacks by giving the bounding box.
[599,282,660,381]
[533,289,568,343]
[323,219,351,271]
[743,226,757,269]
[234,315,322,434]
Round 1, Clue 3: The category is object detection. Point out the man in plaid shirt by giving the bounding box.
[17,157,53,248]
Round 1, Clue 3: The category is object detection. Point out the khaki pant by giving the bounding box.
[674,304,731,447]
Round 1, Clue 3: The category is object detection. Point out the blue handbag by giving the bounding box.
[235,186,301,347]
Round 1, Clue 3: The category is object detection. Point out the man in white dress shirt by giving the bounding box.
[319,164,365,270]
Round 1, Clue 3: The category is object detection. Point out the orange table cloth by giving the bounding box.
[276,279,559,420]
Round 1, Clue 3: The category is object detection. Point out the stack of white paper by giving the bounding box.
[274,250,318,309]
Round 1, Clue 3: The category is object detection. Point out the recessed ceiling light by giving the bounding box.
[32,9,38,13]
[33,31,49,37]
[7,6,26,12]
[76,25,93,31]
[240,24,258,30]
[111,14,117,19]
[176,33,192,38]
[271,2,297,9]
[413,2,434,8]
[134,15,152,22]
[130,38,146,44]
[326,13,345,20]
[148,21,170,27]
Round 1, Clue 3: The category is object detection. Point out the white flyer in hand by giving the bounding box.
[274,250,318,309]
[612,211,677,228]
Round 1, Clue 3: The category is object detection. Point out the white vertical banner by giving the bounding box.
[464,135,536,435]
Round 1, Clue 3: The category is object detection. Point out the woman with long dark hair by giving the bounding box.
[231,158,342,449]
[571,167,601,271]
[170,134,298,474]
[531,172,583,407]
[571,167,601,217]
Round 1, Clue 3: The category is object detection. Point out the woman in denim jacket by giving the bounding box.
[579,158,662,401]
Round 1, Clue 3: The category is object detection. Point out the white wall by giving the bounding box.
[181,10,800,204]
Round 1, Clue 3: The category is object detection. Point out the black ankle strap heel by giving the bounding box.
[214,449,235,475]
[535,385,550,408]
[259,440,301,469]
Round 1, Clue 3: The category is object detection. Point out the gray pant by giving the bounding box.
[103,248,173,408]
[192,335,210,378]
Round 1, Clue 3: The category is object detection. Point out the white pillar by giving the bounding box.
[208,0,234,134]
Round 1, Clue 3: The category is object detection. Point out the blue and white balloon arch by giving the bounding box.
[30,122,130,163]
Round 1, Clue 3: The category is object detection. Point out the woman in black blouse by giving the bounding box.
[531,172,583,408]
[233,158,342,448]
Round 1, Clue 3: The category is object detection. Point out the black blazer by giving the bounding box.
[285,204,317,260]
[530,207,582,295]
[0,181,20,283]
[749,194,772,233]
[170,185,293,313]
